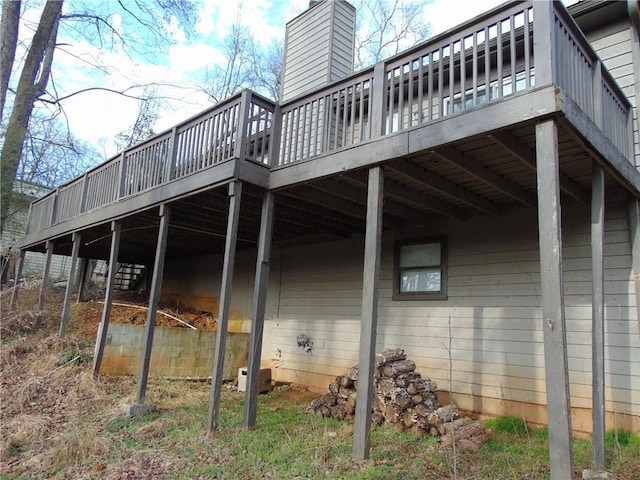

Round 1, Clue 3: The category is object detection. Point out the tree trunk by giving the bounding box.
[0,0,63,227]
[0,0,21,122]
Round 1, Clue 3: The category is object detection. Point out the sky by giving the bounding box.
[14,0,576,163]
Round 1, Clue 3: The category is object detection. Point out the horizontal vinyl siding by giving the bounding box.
[269,203,639,420]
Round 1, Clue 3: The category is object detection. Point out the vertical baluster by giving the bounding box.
[460,37,466,111]
[471,32,478,106]
[313,99,320,155]
[496,20,503,98]
[342,87,349,145]
[524,8,531,88]
[428,52,434,121]
[351,83,357,143]
[448,43,455,114]
[510,15,516,93]
[484,26,490,100]
[398,65,405,129]
[417,55,424,124]
[438,47,444,117]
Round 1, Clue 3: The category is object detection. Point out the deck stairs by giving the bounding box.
[113,263,146,291]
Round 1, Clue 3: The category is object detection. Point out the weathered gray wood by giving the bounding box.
[433,146,536,207]
[591,164,606,471]
[59,232,81,338]
[19,159,267,251]
[535,119,574,480]
[136,205,171,404]
[38,240,54,312]
[208,181,243,432]
[559,94,640,195]
[244,190,276,428]
[76,258,89,304]
[371,63,386,139]
[532,1,556,86]
[489,131,590,204]
[93,221,121,377]
[386,160,499,215]
[354,166,383,460]
[9,249,25,310]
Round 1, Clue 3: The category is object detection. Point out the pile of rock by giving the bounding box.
[308,348,486,450]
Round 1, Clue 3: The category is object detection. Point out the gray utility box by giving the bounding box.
[237,367,272,393]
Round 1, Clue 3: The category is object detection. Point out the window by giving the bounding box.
[393,236,447,300]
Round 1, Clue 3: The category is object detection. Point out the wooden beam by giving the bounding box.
[489,131,590,203]
[342,172,464,221]
[10,250,25,310]
[38,240,54,312]
[535,119,574,479]
[244,190,275,427]
[382,177,464,219]
[387,159,500,215]
[136,205,171,405]
[591,164,606,471]
[59,232,81,337]
[93,221,121,377]
[309,178,406,228]
[208,182,243,432]
[353,166,383,459]
[433,146,536,207]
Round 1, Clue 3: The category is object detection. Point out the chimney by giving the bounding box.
[280,0,356,103]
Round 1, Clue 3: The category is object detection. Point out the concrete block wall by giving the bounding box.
[99,323,249,379]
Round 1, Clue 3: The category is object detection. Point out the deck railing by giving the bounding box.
[25,1,633,236]
[551,3,632,157]
[26,91,276,234]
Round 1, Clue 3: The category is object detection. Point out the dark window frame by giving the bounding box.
[392,236,448,301]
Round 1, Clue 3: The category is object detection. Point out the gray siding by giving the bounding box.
[265,203,639,424]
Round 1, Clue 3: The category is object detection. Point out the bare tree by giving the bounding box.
[0,0,198,228]
[202,17,256,104]
[353,0,432,70]
[252,39,284,102]
[0,0,20,123]
[18,111,98,189]
[114,86,161,151]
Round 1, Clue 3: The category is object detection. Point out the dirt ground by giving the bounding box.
[0,281,310,479]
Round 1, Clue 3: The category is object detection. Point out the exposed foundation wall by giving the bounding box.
[98,323,250,380]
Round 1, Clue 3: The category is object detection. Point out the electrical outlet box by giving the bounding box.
[237,367,272,393]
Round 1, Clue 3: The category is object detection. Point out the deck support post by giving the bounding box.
[354,166,384,460]
[535,119,574,479]
[135,205,171,405]
[60,232,81,337]
[208,181,243,432]
[93,221,121,377]
[38,240,54,312]
[591,164,606,471]
[244,190,275,428]
[10,250,26,310]
[76,258,89,304]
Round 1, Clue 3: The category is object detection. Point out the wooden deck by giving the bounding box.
[18,0,640,260]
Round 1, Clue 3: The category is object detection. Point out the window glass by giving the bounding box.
[400,268,441,292]
[394,236,447,300]
[400,243,440,267]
